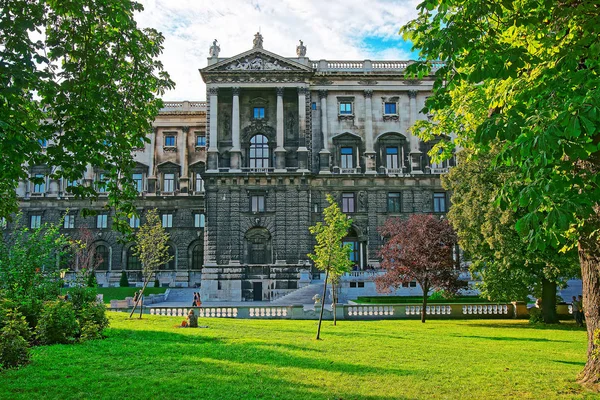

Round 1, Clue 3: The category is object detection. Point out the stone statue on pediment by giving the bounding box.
[209,39,220,57]
[253,32,263,49]
[296,40,306,57]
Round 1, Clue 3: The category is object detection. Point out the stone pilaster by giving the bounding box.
[296,87,309,172]
[207,87,219,171]
[230,87,242,171]
[275,87,287,171]
[318,90,331,174]
[364,90,376,174]
[180,126,189,193]
[408,90,422,173]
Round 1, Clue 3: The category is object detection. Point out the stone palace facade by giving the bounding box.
[8,34,453,302]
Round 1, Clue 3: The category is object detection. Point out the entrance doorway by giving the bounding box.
[253,282,263,301]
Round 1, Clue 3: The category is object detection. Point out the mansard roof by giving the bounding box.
[200,47,313,80]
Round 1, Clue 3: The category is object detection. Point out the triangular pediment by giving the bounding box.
[201,48,313,74]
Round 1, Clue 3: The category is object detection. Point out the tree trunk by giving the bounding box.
[316,270,329,340]
[129,276,151,319]
[541,277,558,324]
[577,233,600,387]
[332,281,337,326]
[421,286,428,323]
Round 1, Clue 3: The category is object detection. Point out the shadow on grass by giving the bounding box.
[552,360,586,367]
[465,321,588,332]
[451,334,571,343]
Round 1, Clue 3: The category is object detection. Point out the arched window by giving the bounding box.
[127,246,141,270]
[164,244,176,270]
[95,245,109,270]
[191,243,203,269]
[245,228,272,264]
[249,135,269,168]
[343,227,364,270]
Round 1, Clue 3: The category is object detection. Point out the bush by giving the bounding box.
[87,272,97,288]
[68,286,98,314]
[119,271,129,287]
[36,301,79,345]
[529,307,543,324]
[0,309,31,370]
[78,302,109,342]
[154,278,160,288]
[429,290,455,301]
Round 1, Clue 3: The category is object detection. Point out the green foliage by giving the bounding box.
[35,301,79,345]
[154,278,160,288]
[0,0,175,231]
[0,312,30,370]
[119,271,129,288]
[87,272,97,288]
[77,302,109,342]
[529,307,544,325]
[135,209,172,283]
[429,290,455,301]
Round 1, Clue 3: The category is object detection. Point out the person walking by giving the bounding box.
[572,296,581,326]
[577,295,584,327]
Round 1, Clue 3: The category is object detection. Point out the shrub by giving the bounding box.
[119,271,129,287]
[78,302,109,341]
[36,301,79,345]
[529,307,543,324]
[154,278,160,288]
[0,309,31,370]
[87,272,97,288]
[68,286,98,314]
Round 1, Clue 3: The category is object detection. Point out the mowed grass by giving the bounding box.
[0,313,594,400]
[89,287,167,304]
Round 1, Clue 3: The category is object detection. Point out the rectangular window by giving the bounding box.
[98,173,108,193]
[65,179,78,193]
[410,281,417,288]
[195,173,204,192]
[97,214,108,229]
[194,213,205,228]
[386,147,399,169]
[341,147,353,169]
[251,195,265,213]
[384,102,397,114]
[339,102,352,115]
[434,192,447,212]
[196,135,206,147]
[30,215,41,229]
[350,282,357,288]
[253,107,265,119]
[387,192,401,213]
[38,139,48,148]
[342,193,355,213]
[33,174,45,193]
[64,215,75,229]
[164,135,176,147]
[132,173,143,193]
[129,216,140,228]
[161,214,173,228]
[163,173,175,192]
[311,102,317,110]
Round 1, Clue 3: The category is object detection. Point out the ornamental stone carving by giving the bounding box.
[318,90,328,99]
[296,40,306,57]
[364,90,373,99]
[226,56,291,71]
[253,32,263,49]
[276,87,285,96]
[209,39,220,57]
[208,87,219,96]
[408,90,418,99]
[232,87,240,96]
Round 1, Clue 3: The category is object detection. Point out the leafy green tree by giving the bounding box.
[0,0,174,232]
[308,194,353,339]
[129,209,172,318]
[444,147,579,322]
[401,0,600,384]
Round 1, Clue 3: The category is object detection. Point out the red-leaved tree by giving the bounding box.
[376,214,460,323]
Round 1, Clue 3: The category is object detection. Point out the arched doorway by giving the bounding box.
[245,227,272,265]
[343,227,366,270]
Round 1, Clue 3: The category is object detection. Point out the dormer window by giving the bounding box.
[253,107,265,119]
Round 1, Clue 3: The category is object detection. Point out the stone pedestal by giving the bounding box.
[179,177,189,193]
[275,148,287,172]
[207,149,219,171]
[230,150,242,171]
[410,151,422,174]
[147,176,157,194]
[364,151,377,174]
[319,150,331,174]
[297,147,309,172]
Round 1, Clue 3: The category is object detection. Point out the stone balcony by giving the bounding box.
[159,101,207,114]
[311,60,444,74]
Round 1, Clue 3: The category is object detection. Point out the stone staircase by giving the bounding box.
[163,288,197,305]
[270,281,329,305]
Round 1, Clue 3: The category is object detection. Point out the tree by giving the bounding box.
[401,0,600,384]
[69,228,102,287]
[0,0,174,232]
[129,209,171,318]
[444,147,580,323]
[376,215,460,323]
[308,194,353,339]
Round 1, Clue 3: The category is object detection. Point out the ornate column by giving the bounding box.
[319,89,331,173]
[364,90,376,174]
[180,126,190,193]
[230,87,242,171]
[207,87,219,171]
[275,87,287,171]
[408,90,422,173]
[296,87,309,172]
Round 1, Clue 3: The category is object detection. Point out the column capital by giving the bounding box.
[208,87,219,96]
[231,87,240,96]
[364,90,373,99]
[318,89,328,99]
[297,87,308,95]
[408,90,418,99]
[276,87,285,97]
[182,126,190,133]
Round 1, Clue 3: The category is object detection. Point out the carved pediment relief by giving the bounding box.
[201,48,313,75]
[226,56,291,71]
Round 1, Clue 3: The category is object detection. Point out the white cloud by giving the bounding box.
[135,0,421,101]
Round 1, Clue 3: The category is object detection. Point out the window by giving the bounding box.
[341,147,354,169]
[97,214,108,229]
[434,193,447,212]
[95,245,109,270]
[339,102,352,115]
[164,135,176,147]
[38,139,48,148]
[129,215,140,228]
[127,246,141,270]
[30,215,41,229]
[196,135,206,147]
[164,245,176,270]
[194,213,205,228]
[191,243,203,269]
[132,173,143,193]
[162,213,173,228]
[33,174,45,193]
[163,173,175,192]
[195,173,204,192]
[311,102,317,110]
[249,135,269,168]
[97,173,108,193]
[251,195,265,213]
[342,193,355,213]
[65,179,78,193]
[343,240,360,264]
[384,102,397,114]
[386,147,399,169]
[387,192,401,213]
[64,215,75,229]
[253,107,265,119]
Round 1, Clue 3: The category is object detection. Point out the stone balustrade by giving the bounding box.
[310,60,442,73]
[160,101,207,113]
[462,304,509,315]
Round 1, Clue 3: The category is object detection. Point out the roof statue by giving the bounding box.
[253,32,263,49]
[209,39,220,57]
[296,40,306,57]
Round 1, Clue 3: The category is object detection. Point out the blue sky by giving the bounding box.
[136,0,422,100]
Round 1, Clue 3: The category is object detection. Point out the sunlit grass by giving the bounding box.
[0,312,593,399]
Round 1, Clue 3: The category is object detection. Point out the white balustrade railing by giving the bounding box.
[342,270,384,279]
[339,168,358,174]
[160,101,207,112]
[150,307,238,318]
[386,168,404,175]
[405,305,452,315]
[249,307,288,318]
[241,167,275,173]
[372,61,410,70]
[461,304,509,315]
[347,306,394,317]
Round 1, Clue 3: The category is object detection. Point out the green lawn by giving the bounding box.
[65,287,167,304]
[0,313,593,399]
[355,295,493,304]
